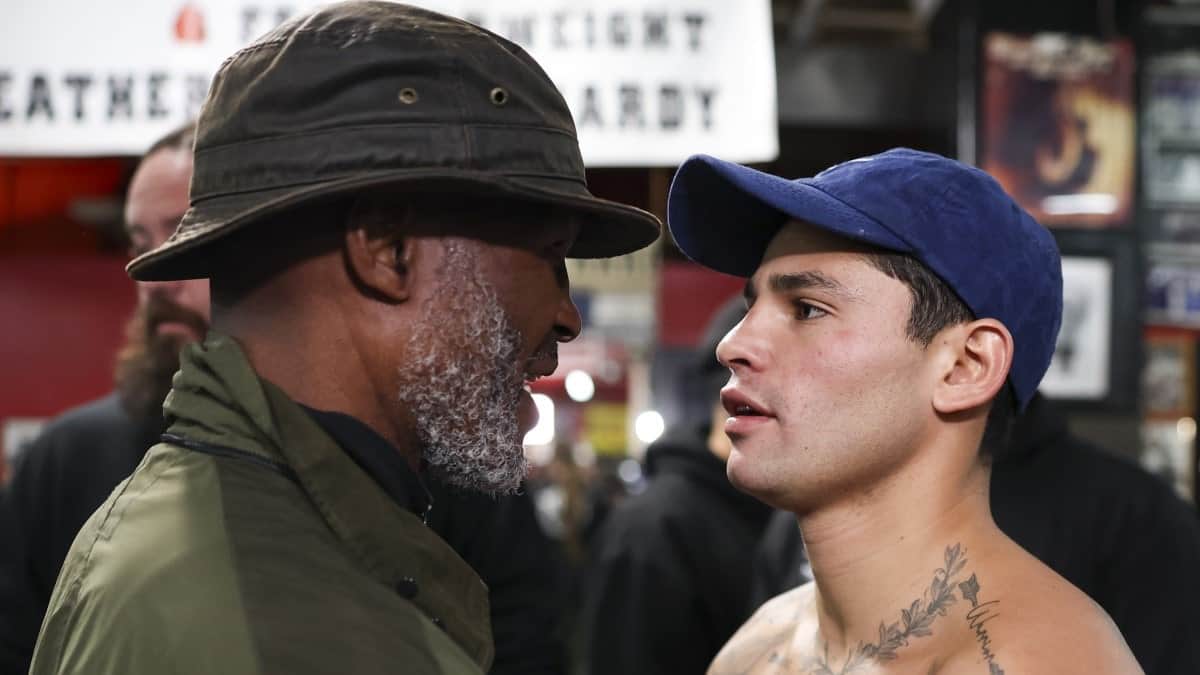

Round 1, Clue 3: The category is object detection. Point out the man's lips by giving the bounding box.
[154,320,203,341]
[518,359,556,436]
[524,352,559,382]
[720,387,774,435]
[721,388,772,418]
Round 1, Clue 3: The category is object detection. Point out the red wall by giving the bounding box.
[657,260,744,348]
[0,158,135,480]
[1,253,135,419]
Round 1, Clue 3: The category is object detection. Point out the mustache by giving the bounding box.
[143,295,208,338]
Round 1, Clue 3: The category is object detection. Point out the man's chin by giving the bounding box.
[726,451,790,507]
[517,388,539,436]
[427,453,528,497]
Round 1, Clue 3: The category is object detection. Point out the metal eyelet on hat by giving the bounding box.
[395,576,419,599]
[489,87,509,106]
[398,88,419,105]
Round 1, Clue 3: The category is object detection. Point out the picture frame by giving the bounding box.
[1141,419,1196,501]
[1039,231,1140,411]
[978,32,1136,229]
[1142,330,1198,419]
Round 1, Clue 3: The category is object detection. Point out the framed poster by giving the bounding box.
[1039,233,1140,411]
[1143,331,1197,420]
[980,33,1135,228]
[1041,257,1113,399]
[1146,260,1200,329]
[1142,51,1200,210]
[1142,420,1196,501]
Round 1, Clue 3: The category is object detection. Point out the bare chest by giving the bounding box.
[710,635,945,675]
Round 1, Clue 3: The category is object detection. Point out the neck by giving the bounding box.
[211,262,423,471]
[797,440,998,660]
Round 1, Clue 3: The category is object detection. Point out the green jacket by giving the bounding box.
[29,334,493,674]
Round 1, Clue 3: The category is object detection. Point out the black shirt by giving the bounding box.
[301,405,433,522]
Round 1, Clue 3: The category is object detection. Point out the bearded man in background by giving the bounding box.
[0,123,207,674]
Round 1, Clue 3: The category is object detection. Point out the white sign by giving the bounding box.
[0,0,778,165]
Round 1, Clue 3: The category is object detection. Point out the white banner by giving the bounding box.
[0,0,778,165]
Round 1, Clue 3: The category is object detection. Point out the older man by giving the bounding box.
[28,3,659,674]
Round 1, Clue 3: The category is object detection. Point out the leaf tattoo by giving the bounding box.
[959,574,981,606]
[806,545,971,673]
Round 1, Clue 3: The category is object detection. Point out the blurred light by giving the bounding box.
[1041,194,1118,216]
[617,458,643,484]
[565,369,595,402]
[1177,417,1197,443]
[634,410,665,444]
[572,441,596,468]
[523,394,555,446]
[525,442,554,466]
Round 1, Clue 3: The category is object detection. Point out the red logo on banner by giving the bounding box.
[175,4,206,43]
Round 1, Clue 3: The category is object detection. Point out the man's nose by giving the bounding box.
[140,279,184,298]
[554,294,583,343]
[715,319,758,372]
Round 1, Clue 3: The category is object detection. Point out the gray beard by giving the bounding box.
[397,240,530,496]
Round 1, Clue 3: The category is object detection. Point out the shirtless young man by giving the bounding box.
[666,149,1142,675]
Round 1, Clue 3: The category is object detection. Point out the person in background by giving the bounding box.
[579,298,772,675]
[749,390,1200,675]
[0,124,208,675]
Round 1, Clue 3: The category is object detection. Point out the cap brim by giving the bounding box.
[667,154,912,277]
[128,169,661,281]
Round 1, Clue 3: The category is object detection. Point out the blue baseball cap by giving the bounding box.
[666,148,1062,410]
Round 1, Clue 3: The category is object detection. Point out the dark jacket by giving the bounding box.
[4,334,566,675]
[30,333,492,674]
[580,425,773,675]
[750,394,1200,675]
[0,394,155,675]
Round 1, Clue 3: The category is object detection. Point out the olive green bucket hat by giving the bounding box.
[128,0,661,281]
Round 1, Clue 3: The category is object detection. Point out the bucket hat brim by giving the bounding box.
[128,170,661,281]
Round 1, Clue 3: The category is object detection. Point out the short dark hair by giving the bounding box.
[863,252,975,346]
[863,251,1015,459]
[140,121,196,163]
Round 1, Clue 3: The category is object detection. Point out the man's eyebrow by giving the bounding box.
[768,271,859,301]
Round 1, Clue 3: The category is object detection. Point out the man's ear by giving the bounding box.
[932,319,1013,415]
[343,227,416,303]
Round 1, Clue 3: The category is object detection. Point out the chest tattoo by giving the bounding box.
[795,544,1005,675]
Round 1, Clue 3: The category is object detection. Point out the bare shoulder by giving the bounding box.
[943,552,1143,675]
[707,583,814,675]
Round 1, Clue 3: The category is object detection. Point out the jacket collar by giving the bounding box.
[300,404,435,524]
[163,332,493,670]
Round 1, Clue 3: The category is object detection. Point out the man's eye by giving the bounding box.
[792,300,828,321]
